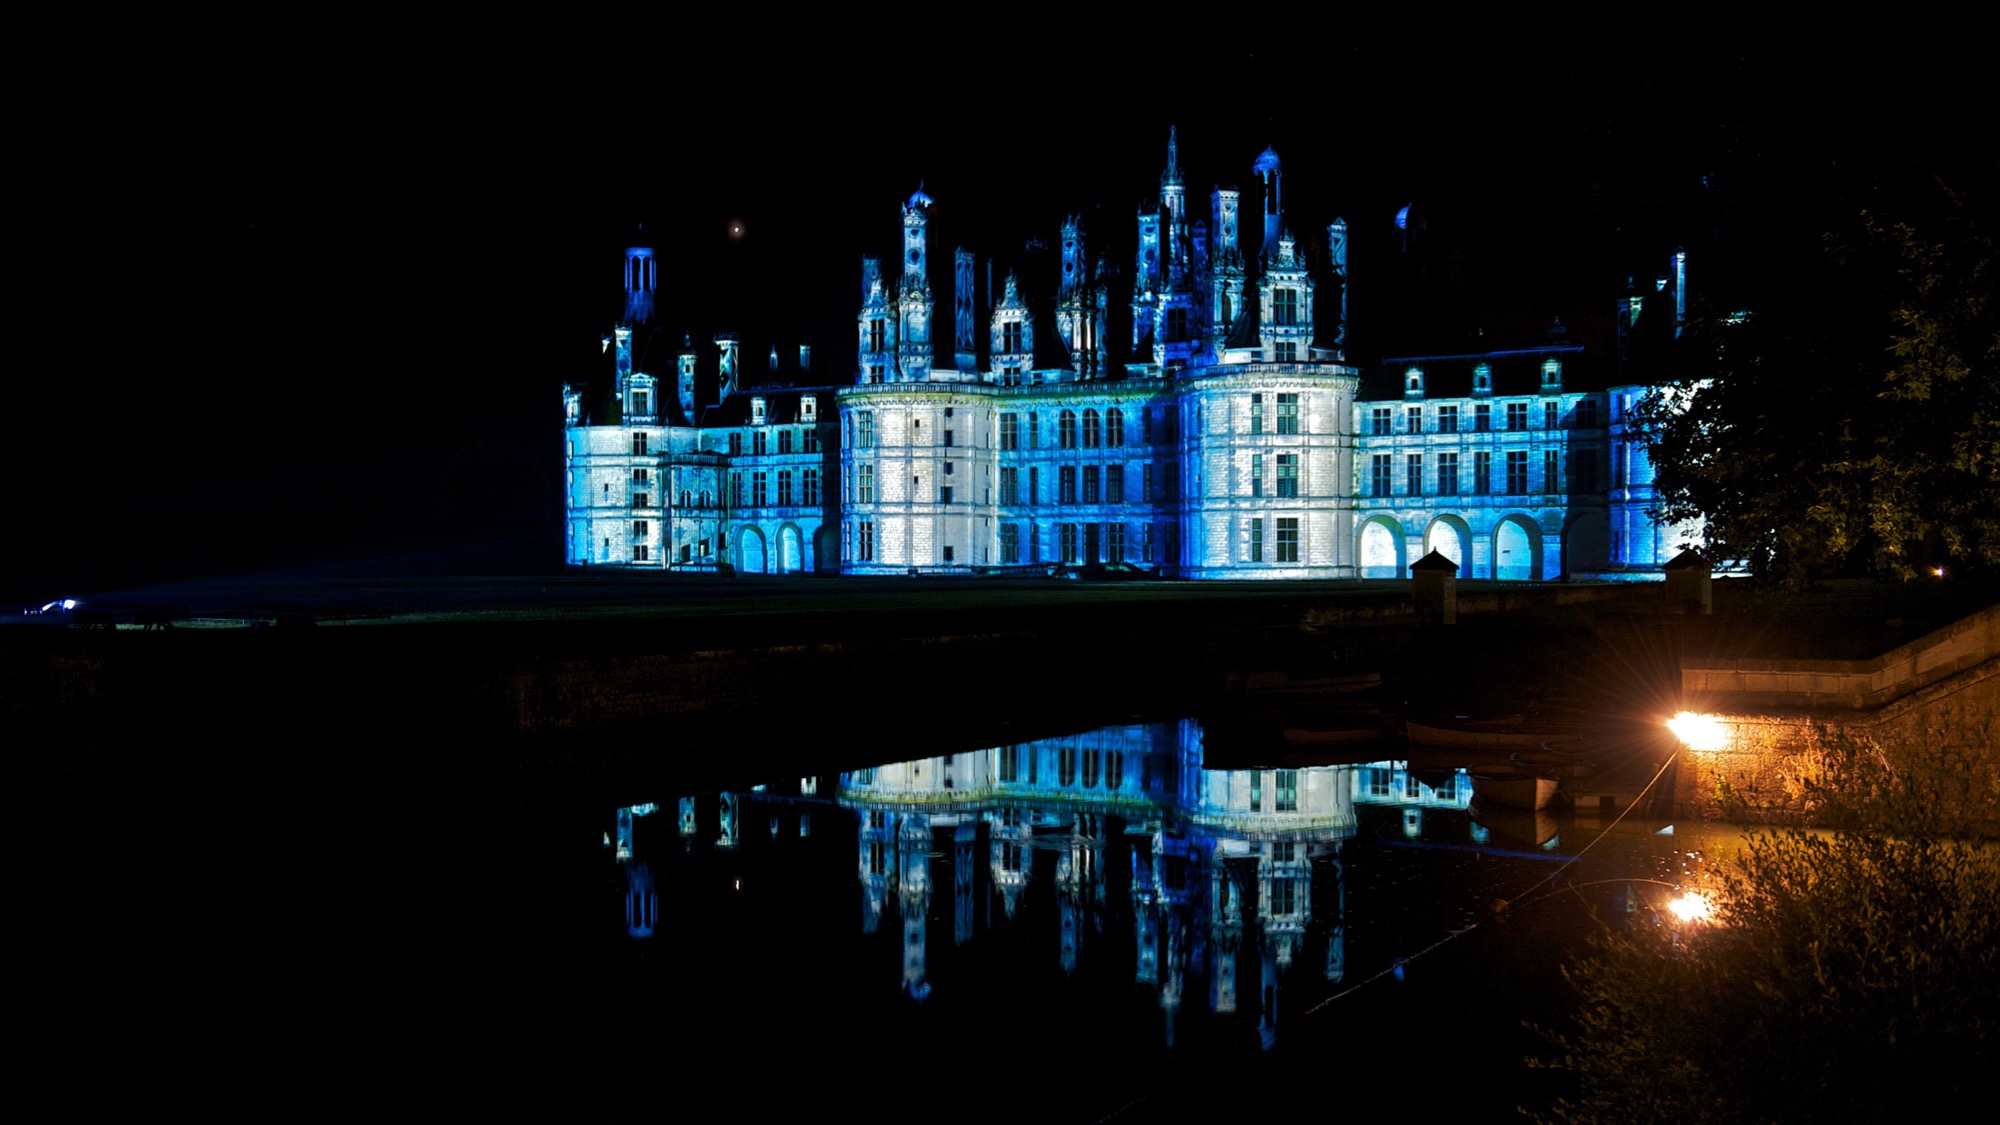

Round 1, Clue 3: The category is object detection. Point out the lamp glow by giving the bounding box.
[1668,711,1730,752]
[1667,892,1713,923]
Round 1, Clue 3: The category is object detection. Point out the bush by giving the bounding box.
[1532,732,2000,1123]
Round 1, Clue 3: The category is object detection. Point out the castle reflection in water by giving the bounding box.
[614,720,1503,1050]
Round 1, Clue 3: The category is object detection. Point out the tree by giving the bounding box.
[1634,177,2000,585]
[1531,731,2000,1123]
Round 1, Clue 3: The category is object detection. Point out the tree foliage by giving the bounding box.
[1532,733,2000,1123]
[1634,177,2000,585]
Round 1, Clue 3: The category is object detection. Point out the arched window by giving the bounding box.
[1060,410,1078,449]
[1083,409,1101,448]
[1106,407,1123,447]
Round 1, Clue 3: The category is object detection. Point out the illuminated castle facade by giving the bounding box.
[564,133,1691,579]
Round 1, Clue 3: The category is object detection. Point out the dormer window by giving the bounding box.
[1404,366,1424,397]
[751,397,767,425]
[1541,358,1563,390]
[1473,363,1493,395]
[800,395,817,422]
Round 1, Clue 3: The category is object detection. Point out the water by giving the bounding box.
[526,720,1716,1121]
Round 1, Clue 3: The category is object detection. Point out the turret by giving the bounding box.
[622,246,656,326]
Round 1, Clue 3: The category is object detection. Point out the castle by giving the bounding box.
[563,132,1692,579]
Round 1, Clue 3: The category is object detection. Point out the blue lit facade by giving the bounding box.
[563,135,1692,578]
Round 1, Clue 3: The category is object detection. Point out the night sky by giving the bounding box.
[10,29,1988,597]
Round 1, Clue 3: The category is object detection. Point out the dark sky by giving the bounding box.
[9,29,1988,594]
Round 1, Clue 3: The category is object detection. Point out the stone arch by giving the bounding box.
[1492,514,1544,581]
[1562,509,1608,576]
[777,523,804,575]
[1422,515,1472,572]
[736,525,768,574]
[1358,515,1405,580]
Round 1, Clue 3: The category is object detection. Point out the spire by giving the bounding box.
[1162,126,1182,190]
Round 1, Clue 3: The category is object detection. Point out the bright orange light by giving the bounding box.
[1667,892,1713,923]
[1668,711,1730,752]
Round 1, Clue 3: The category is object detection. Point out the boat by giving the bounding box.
[1406,719,1565,752]
[1467,763,1562,810]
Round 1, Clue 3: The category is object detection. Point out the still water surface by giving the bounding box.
[557,719,1713,1121]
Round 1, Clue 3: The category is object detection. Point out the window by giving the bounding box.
[943,545,954,562]
[1106,465,1124,504]
[857,520,874,561]
[731,472,744,506]
[1250,394,1264,435]
[1028,467,1040,506]
[1544,451,1559,493]
[1439,405,1459,433]
[1106,522,1125,563]
[1371,454,1392,497]
[1251,453,1264,497]
[632,432,648,455]
[1615,445,1627,487]
[1275,342,1297,361]
[1274,288,1299,326]
[680,543,691,564]
[939,484,954,504]
[1165,306,1188,342]
[803,468,820,505]
[1000,525,1020,564]
[1029,522,1040,562]
[1474,451,1492,494]
[944,428,954,447]
[1029,412,1040,448]
[633,520,648,537]
[779,429,794,455]
[1276,453,1298,498]
[868,318,885,352]
[1277,518,1299,563]
[753,431,767,456]
[1276,769,1298,812]
[1060,410,1078,449]
[1371,406,1392,435]
[778,470,793,506]
[1407,453,1422,496]
[1250,517,1264,562]
[1475,404,1491,432]
[632,467,649,484]
[1507,450,1528,493]
[1000,413,1018,450]
[1083,409,1101,448]
[1576,449,1599,492]
[728,432,742,456]
[1407,406,1422,434]
[1545,402,1559,431]
[1000,467,1019,505]
[1142,408,1154,445]
[1143,524,1155,563]
[1002,320,1022,353]
[1277,393,1299,434]
[1060,466,1077,505]
[857,464,874,503]
[1082,465,1100,504]
[1143,464,1155,503]
[632,390,649,417]
[1507,402,1528,431]
[1106,407,1123,447]
[752,472,768,506]
[1438,452,1459,496]
[803,426,819,453]
[634,544,648,561]
[1061,523,1080,564]
[1576,399,1598,428]
[857,412,875,448]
